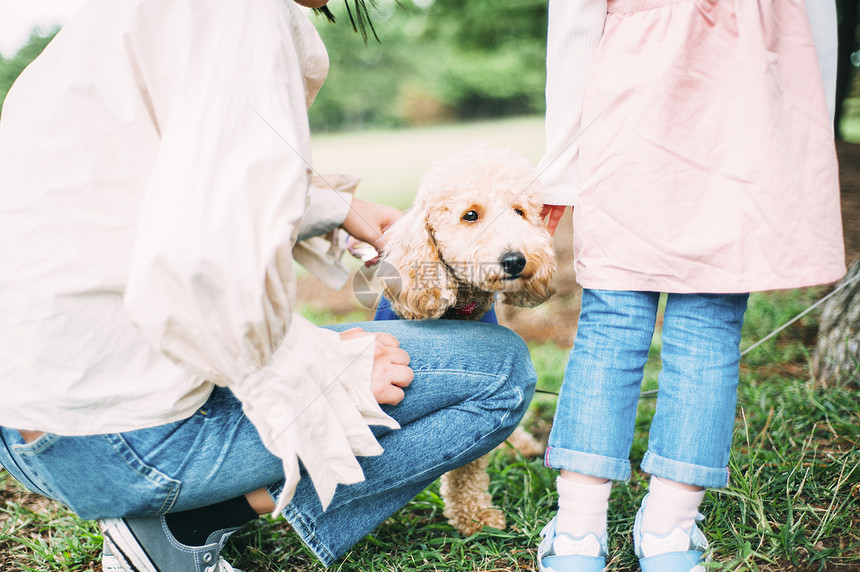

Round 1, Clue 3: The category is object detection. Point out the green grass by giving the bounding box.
[2,288,858,571]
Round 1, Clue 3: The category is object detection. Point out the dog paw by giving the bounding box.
[448,507,507,536]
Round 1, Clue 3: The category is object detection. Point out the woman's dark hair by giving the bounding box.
[314,1,379,42]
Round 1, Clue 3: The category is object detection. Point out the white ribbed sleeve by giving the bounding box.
[805,0,838,122]
[538,0,607,207]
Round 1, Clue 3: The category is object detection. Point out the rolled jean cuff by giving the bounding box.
[544,446,631,482]
[641,450,730,489]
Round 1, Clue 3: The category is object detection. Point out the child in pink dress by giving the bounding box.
[537,1,844,570]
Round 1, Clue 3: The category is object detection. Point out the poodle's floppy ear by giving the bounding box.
[501,249,557,308]
[380,206,459,319]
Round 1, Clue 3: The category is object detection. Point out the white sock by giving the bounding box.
[555,475,611,539]
[640,475,704,535]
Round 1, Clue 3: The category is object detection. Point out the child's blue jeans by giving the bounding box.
[545,289,748,488]
[0,320,536,566]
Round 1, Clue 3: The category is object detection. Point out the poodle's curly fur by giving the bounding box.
[380,143,556,536]
[381,143,556,321]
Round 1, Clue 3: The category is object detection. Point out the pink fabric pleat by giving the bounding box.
[573,0,844,293]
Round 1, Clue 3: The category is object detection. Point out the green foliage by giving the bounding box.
[0,4,547,131]
[416,0,547,119]
[308,0,547,131]
[308,3,422,131]
[0,30,56,115]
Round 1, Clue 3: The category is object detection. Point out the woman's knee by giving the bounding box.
[464,323,535,387]
[332,319,537,424]
[474,325,537,431]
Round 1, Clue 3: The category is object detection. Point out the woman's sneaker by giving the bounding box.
[99,516,242,572]
[101,538,124,572]
[633,496,709,572]
[537,516,607,572]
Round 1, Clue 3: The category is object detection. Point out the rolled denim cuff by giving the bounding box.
[544,446,631,482]
[640,450,730,489]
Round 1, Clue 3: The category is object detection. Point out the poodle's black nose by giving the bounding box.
[500,251,527,277]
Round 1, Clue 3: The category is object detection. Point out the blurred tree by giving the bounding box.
[309,0,547,130]
[1,2,550,131]
[812,258,860,385]
[835,0,858,139]
[309,2,428,130]
[413,0,547,119]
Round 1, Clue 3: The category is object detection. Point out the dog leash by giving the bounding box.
[534,272,860,399]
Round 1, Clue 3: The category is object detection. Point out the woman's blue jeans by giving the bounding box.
[546,289,748,488]
[0,320,536,566]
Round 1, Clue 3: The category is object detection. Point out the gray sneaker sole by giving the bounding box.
[102,538,128,572]
[99,518,159,572]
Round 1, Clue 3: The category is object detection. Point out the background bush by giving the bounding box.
[308,0,547,131]
[0,0,548,131]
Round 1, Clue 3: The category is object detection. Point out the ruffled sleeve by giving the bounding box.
[122,0,396,511]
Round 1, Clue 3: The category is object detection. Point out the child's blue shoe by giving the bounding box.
[634,495,709,572]
[537,516,607,572]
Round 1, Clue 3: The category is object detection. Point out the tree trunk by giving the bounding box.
[835,0,859,139]
[811,258,860,385]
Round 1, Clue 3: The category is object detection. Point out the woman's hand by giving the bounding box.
[541,204,570,236]
[340,328,413,405]
[341,198,402,252]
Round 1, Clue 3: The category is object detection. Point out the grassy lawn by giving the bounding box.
[1,120,859,571]
[2,289,858,571]
[310,116,546,209]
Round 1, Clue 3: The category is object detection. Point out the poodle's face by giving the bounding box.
[381,144,556,319]
[425,184,552,295]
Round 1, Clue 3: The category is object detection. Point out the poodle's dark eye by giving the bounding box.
[513,208,525,217]
[462,210,479,222]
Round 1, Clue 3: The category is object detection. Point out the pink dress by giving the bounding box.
[567,0,846,293]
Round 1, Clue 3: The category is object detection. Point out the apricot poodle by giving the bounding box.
[379,143,556,535]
